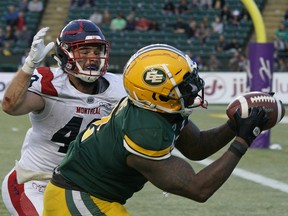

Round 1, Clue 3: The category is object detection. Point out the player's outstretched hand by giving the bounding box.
[22,27,55,74]
[233,106,268,145]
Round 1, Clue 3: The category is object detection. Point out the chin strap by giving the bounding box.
[52,54,62,67]
[194,96,208,109]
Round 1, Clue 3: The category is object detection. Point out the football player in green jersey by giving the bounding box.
[43,44,268,216]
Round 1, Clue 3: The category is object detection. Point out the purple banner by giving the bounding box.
[251,130,271,148]
[248,42,274,148]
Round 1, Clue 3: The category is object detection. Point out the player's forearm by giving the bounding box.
[197,122,235,156]
[128,145,243,203]
[2,69,32,114]
[186,149,241,202]
[177,122,235,160]
[169,143,242,203]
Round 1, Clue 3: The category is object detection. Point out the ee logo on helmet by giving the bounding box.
[143,69,166,86]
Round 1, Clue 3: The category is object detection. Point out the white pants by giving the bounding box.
[1,168,48,216]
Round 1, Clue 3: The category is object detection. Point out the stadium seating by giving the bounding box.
[0,0,266,72]
[0,0,47,71]
[65,0,265,71]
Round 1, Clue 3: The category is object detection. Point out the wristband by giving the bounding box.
[21,56,35,75]
[228,140,248,158]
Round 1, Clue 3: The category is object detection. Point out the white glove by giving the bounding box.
[22,27,55,74]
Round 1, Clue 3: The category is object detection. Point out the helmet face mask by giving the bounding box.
[123,44,206,117]
[55,19,110,83]
[63,41,108,78]
[172,71,205,108]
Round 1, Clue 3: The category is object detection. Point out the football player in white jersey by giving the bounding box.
[1,19,126,216]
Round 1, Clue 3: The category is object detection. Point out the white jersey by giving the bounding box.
[18,67,126,174]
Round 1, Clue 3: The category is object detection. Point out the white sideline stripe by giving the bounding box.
[172,150,288,193]
[280,116,288,124]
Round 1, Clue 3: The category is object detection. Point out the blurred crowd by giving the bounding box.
[80,0,250,72]
[1,0,287,72]
[0,0,43,57]
[273,9,288,72]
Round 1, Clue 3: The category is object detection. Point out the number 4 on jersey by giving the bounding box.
[51,116,83,153]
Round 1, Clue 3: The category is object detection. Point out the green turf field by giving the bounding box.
[0,105,287,216]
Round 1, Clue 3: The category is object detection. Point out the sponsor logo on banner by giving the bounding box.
[0,73,13,101]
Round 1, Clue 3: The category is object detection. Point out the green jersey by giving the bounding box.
[59,97,188,204]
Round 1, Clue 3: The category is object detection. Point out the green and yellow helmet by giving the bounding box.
[123,44,206,117]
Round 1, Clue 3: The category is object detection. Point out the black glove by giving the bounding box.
[233,106,268,145]
[226,119,236,132]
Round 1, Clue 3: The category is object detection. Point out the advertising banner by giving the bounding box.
[1,72,287,103]
[0,73,15,101]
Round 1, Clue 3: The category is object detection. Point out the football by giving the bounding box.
[226,91,285,130]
